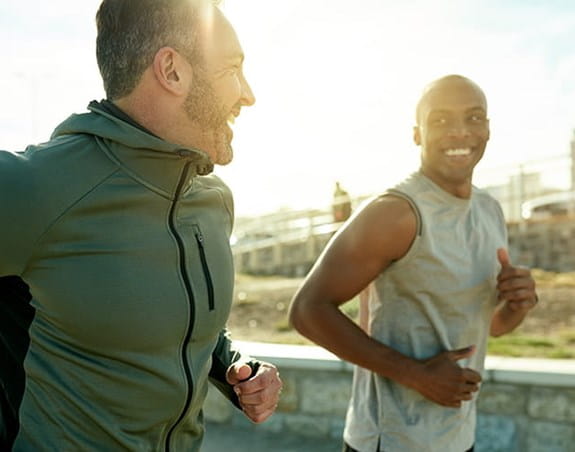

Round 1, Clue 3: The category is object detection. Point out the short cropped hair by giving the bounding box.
[96,0,220,100]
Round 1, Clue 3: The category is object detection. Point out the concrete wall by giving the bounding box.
[205,342,575,452]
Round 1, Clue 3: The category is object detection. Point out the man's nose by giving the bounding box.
[240,73,255,107]
[446,118,470,137]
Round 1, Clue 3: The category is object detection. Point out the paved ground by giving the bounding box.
[202,421,343,452]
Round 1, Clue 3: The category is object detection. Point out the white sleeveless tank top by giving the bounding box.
[344,171,507,452]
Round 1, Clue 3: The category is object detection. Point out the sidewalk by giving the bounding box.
[202,421,342,452]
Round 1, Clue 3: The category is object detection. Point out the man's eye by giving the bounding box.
[469,115,485,122]
[431,117,448,126]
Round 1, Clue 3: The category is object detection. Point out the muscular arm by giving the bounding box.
[289,196,481,407]
[290,196,481,407]
[289,196,418,382]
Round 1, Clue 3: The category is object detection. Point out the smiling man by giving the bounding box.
[0,1,281,450]
[289,75,538,452]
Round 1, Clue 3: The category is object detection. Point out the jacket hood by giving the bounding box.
[51,100,214,176]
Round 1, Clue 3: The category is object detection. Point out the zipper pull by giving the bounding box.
[194,226,204,248]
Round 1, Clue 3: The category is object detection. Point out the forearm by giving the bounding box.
[490,302,530,337]
[289,300,421,388]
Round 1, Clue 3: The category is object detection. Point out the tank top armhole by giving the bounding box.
[384,189,423,236]
[379,189,423,268]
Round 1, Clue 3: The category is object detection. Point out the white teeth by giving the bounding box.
[227,115,236,125]
[445,148,471,156]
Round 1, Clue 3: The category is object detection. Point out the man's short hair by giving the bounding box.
[96,0,220,100]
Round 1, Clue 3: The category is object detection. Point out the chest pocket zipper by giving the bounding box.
[193,225,215,311]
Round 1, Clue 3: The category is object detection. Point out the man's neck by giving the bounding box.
[420,168,473,199]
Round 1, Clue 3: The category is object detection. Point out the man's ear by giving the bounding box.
[413,125,421,146]
[152,47,191,96]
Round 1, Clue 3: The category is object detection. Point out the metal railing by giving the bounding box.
[232,152,575,274]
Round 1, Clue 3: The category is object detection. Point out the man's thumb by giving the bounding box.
[448,345,476,362]
[226,362,252,385]
[497,248,511,268]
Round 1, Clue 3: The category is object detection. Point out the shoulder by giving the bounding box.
[473,187,505,215]
[0,149,34,204]
[472,187,507,234]
[340,193,417,261]
[1,135,118,226]
[356,193,417,233]
[0,149,26,175]
[472,185,501,205]
[0,151,41,274]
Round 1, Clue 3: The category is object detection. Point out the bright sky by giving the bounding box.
[2,0,575,216]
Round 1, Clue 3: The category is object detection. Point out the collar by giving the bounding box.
[86,101,214,198]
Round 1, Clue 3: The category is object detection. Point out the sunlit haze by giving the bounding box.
[2,0,575,216]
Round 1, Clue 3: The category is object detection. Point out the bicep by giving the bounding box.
[297,196,417,306]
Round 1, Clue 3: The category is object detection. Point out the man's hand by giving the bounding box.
[411,346,482,408]
[497,248,538,312]
[226,361,282,423]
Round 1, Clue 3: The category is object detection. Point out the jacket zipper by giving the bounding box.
[164,161,195,452]
[193,225,215,311]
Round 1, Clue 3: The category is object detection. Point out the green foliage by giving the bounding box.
[488,333,575,359]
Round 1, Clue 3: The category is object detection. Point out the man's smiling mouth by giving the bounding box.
[444,148,471,156]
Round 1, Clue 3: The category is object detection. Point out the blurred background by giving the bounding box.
[3,5,574,448]
[2,0,575,217]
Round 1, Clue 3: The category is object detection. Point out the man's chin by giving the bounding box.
[214,142,233,166]
[190,128,233,166]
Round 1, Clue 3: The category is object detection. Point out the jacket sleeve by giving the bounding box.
[0,150,40,277]
[208,329,261,409]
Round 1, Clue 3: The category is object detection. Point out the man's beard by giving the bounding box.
[183,75,233,165]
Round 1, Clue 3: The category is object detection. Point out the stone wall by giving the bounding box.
[204,342,575,452]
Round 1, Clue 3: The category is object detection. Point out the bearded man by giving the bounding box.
[0,1,281,450]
